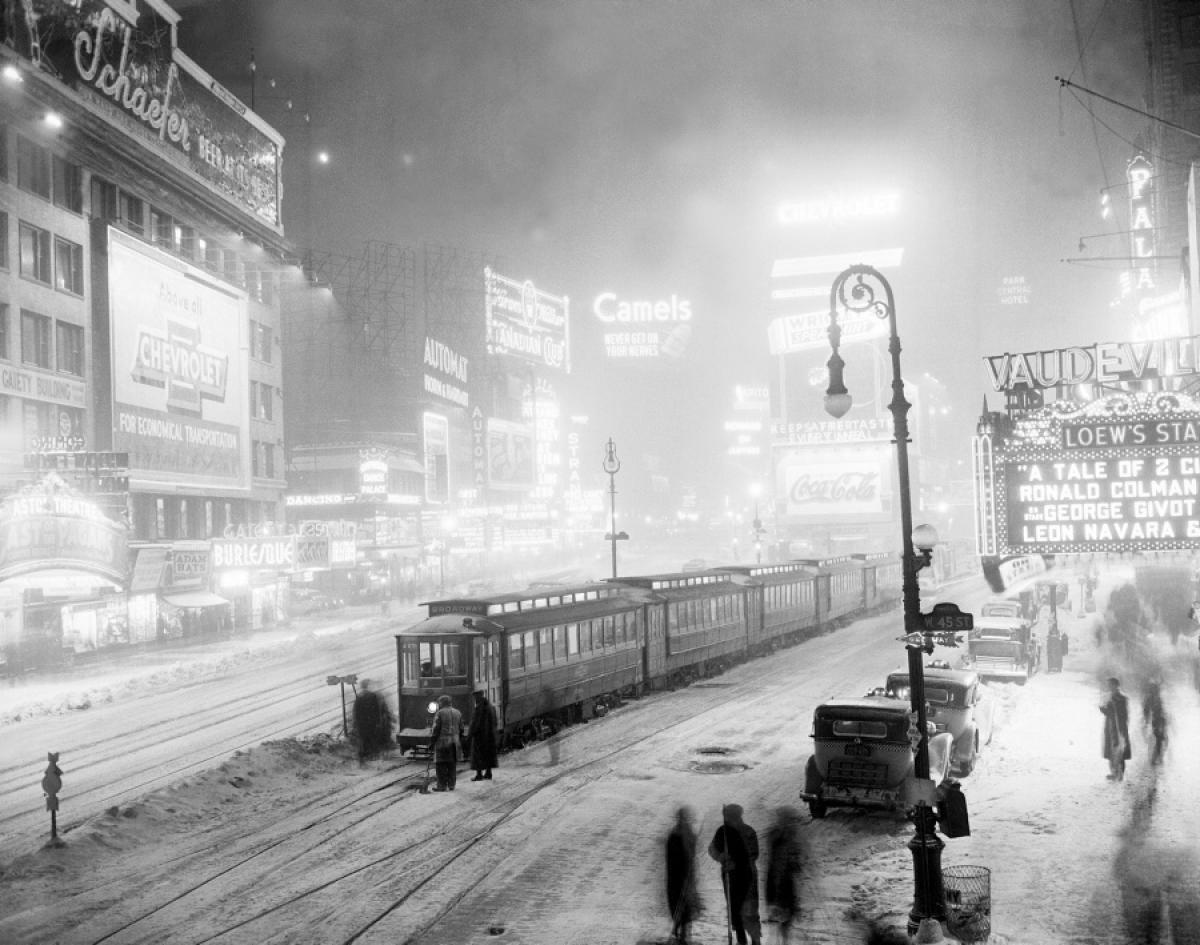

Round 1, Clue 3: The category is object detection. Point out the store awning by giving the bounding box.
[160,591,231,609]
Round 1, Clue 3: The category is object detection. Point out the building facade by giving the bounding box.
[0,0,300,664]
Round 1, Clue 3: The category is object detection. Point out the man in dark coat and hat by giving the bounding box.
[1101,676,1131,781]
[764,806,804,942]
[708,803,762,945]
[352,678,392,763]
[466,691,499,781]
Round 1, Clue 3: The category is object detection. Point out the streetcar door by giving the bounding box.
[471,635,503,711]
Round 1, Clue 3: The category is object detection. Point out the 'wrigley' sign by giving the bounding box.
[985,334,1200,393]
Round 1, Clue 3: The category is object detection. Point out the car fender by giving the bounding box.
[927,731,955,784]
[954,723,977,758]
[804,754,824,795]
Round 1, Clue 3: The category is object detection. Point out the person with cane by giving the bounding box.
[708,803,762,945]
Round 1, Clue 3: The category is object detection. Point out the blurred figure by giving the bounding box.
[764,806,804,942]
[665,806,702,944]
[352,678,393,764]
[1141,678,1168,766]
[1046,628,1064,673]
[466,691,499,781]
[708,803,762,945]
[1101,676,1131,781]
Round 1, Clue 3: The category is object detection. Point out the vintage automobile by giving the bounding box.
[883,664,995,776]
[800,694,954,819]
[980,598,1024,620]
[962,615,1039,683]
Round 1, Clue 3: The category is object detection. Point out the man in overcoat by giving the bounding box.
[467,691,499,781]
[1101,676,1131,781]
[430,695,464,791]
[708,803,762,945]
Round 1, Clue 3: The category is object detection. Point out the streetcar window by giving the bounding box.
[567,623,579,655]
[553,625,567,659]
[603,616,615,647]
[401,640,420,685]
[472,639,485,683]
[443,642,466,680]
[509,634,524,669]
[524,631,537,667]
[539,628,552,663]
[419,641,439,675]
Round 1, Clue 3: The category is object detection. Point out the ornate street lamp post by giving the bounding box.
[826,265,945,934]
[602,437,629,579]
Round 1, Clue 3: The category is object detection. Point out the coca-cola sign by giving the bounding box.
[779,454,888,519]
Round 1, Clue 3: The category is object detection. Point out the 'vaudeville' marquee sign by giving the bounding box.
[8,0,282,227]
[975,391,1200,555]
[984,334,1200,392]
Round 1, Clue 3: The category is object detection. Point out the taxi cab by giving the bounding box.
[884,664,994,776]
[800,693,954,819]
[963,615,1039,683]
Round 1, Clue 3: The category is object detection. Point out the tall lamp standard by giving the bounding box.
[826,265,944,934]
[602,437,629,579]
[749,482,766,563]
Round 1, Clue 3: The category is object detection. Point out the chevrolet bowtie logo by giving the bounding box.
[131,318,229,414]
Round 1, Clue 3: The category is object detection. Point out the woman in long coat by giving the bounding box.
[1101,676,1131,781]
[467,691,499,781]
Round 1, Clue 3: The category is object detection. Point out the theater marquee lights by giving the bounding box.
[975,391,1200,555]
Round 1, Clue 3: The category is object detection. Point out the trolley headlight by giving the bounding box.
[427,700,439,715]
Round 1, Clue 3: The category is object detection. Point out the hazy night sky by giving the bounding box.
[174,0,1147,509]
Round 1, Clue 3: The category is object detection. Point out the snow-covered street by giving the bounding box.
[1,572,1198,944]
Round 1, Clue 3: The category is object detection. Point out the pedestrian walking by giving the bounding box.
[1101,676,1131,781]
[665,806,703,945]
[708,803,762,945]
[352,678,393,763]
[764,807,803,943]
[1141,678,1168,766]
[429,695,464,792]
[466,691,499,781]
[1046,628,1064,673]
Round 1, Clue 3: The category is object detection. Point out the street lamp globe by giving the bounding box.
[912,523,940,553]
[824,390,853,419]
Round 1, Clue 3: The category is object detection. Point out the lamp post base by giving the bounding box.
[907,803,947,935]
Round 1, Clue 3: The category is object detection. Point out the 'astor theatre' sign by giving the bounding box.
[975,392,1200,555]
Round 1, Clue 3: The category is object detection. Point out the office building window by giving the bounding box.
[54,237,83,295]
[20,309,52,369]
[0,123,7,180]
[120,191,143,234]
[91,178,118,221]
[16,135,50,198]
[51,155,82,212]
[155,498,166,539]
[259,384,273,421]
[205,242,222,274]
[177,224,197,260]
[55,321,84,376]
[263,442,275,479]
[18,222,51,284]
[150,208,173,250]
[0,211,7,269]
[251,439,261,477]
[0,303,8,360]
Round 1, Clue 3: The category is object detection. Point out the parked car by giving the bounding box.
[980,598,1023,620]
[883,663,995,776]
[800,693,954,819]
[290,587,345,615]
[962,615,1039,683]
